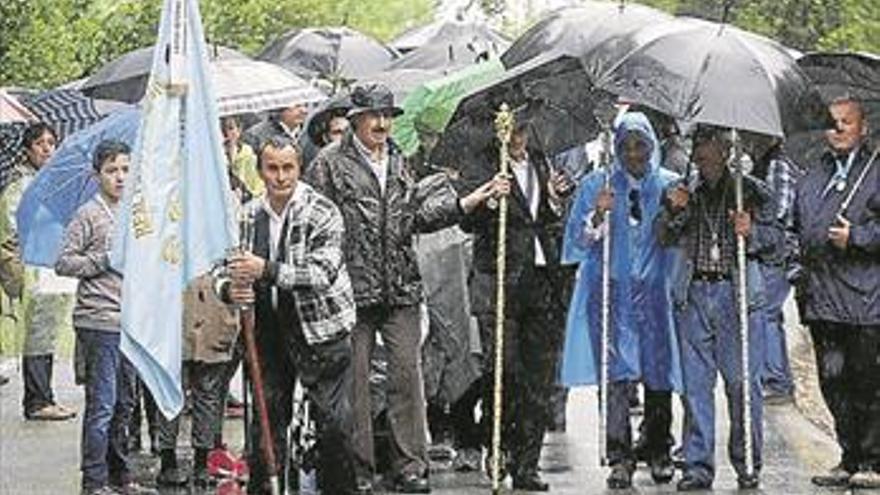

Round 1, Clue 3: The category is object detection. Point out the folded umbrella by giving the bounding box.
[15,108,140,267]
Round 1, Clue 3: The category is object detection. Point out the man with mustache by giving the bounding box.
[305,84,499,494]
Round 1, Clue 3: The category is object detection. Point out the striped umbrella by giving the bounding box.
[24,89,104,140]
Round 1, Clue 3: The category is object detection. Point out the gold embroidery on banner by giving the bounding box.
[162,236,182,265]
[131,193,154,239]
[168,194,182,222]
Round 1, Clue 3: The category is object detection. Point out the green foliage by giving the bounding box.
[0,0,431,90]
[634,0,880,53]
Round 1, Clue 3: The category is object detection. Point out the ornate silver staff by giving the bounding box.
[730,129,753,477]
[598,126,613,467]
[491,103,514,495]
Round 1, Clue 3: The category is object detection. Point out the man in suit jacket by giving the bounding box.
[460,124,574,492]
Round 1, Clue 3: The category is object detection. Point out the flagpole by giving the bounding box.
[598,126,612,468]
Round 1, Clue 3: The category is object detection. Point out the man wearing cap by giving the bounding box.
[305,84,499,494]
[655,126,782,491]
[795,97,880,490]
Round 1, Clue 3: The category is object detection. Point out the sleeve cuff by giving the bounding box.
[263,260,279,283]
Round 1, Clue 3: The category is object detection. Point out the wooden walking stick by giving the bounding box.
[491,103,514,494]
[598,126,613,467]
[730,129,753,477]
[236,206,281,495]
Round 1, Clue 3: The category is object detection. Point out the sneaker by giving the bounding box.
[850,470,880,489]
[26,404,76,421]
[111,482,158,495]
[452,448,482,472]
[811,464,852,487]
[737,473,760,490]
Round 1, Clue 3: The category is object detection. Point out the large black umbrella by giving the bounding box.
[592,17,830,138]
[431,54,610,170]
[500,1,670,70]
[387,21,510,71]
[257,27,399,85]
[391,19,509,54]
[80,45,247,103]
[787,52,879,167]
[358,68,441,102]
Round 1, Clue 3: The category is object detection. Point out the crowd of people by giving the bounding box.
[0,80,877,495]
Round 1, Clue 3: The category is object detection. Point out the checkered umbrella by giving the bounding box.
[0,121,27,194]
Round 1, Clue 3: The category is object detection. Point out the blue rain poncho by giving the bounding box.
[559,112,682,392]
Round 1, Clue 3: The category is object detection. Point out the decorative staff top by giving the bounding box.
[494,103,514,146]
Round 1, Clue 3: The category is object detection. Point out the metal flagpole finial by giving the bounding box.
[495,103,515,145]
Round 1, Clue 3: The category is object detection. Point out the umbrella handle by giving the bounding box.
[490,104,514,495]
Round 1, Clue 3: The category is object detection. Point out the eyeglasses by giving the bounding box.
[629,189,642,223]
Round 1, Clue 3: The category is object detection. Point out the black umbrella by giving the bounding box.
[257,27,399,86]
[592,17,830,138]
[391,20,509,54]
[387,21,510,71]
[431,54,610,170]
[80,45,247,103]
[787,52,879,167]
[358,68,441,102]
[500,1,670,70]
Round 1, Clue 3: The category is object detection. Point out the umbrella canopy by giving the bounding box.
[22,89,109,141]
[212,59,327,116]
[358,68,442,103]
[15,108,140,267]
[592,17,830,137]
[0,89,36,123]
[787,52,880,168]
[392,60,506,157]
[391,19,509,54]
[431,54,609,169]
[387,21,510,71]
[258,27,399,85]
[501,1,670,70]
[81,45,247,103]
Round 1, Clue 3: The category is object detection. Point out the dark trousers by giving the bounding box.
[156,361,229,452]
[78,328,136,490]
[449,378,484,450]
[248,333,357,494]
[810,322,880,472]
[22,353,54,415]
[608,382,672,465]
[352,305,428,479]
[476,267,565,478]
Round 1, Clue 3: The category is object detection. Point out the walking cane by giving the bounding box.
[490,103,514,495]
[237,207,281,495]
[730,130,753,477]
[598,126,613,467]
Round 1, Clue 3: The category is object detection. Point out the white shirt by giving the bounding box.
[354,135,390,195]
[279,121,300,142]
[509,154,547,266]
[260,183,303,261]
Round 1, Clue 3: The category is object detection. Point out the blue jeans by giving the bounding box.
[78,329,136,490]
[759,265,794,395]
[676,281,764,483]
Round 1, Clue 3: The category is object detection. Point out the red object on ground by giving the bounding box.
[208,446,249,480]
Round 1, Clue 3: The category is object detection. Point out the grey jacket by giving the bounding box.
[55,196,121,332]
[305,133,463,308]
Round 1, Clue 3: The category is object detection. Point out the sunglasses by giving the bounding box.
[629,189,642,223]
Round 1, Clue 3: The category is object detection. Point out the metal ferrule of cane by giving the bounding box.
[491,103,514,494]
[731,130,753,477]
[599,127,612,467]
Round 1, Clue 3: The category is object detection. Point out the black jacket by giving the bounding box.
[459,147,568,314]
[794,144,880,325]
[304,133,463,308]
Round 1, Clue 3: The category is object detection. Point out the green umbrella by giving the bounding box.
[393,59,505,157]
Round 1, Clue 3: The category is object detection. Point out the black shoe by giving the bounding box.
[156,467,189,487]
[355,479,373,495]
[676,474,712,491]
[737,473,760,490]
[512,472,550,492]
[811,464,852,487]
[650,455,675,484]
[606,463,634,489]
[392,473,430,493]
[671,446,685,469]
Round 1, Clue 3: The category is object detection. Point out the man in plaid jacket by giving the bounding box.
[224,135,358,494]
